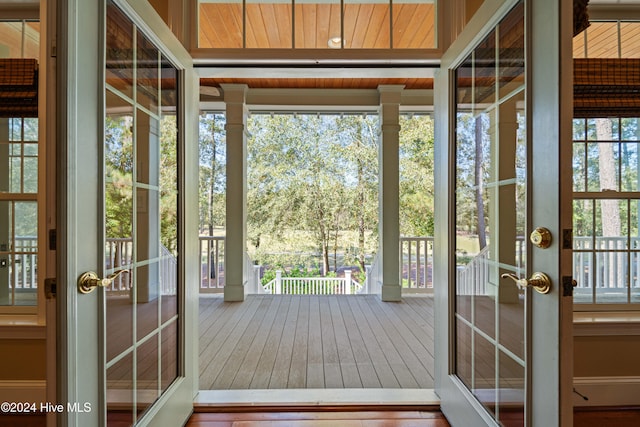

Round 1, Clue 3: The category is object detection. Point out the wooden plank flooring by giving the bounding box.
[199,295,435,390]
[187,410,450,426]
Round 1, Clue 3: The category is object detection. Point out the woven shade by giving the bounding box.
[0,58,38,118]
[574,58,640,118]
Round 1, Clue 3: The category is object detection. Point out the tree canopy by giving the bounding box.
[198,112,435,276]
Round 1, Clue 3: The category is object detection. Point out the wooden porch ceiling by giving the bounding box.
[200,76,434,90]
[198,1,436,49]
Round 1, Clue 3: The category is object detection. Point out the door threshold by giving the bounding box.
[195,388,440,411]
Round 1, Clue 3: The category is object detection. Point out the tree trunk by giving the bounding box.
[208,116,217,237]
[322,238,330,276]
[475,116,487,249]
[596,118,621,288]
[596,119,620,235]
[357,135,366,273]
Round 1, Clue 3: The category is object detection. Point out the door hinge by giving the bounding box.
[562,276,577,297]
[49,229,57,251]
[562,229,573,250]
[45,278,57,299]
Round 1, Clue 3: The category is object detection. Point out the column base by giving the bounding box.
[224,284,245,302]
[381,284,402,302]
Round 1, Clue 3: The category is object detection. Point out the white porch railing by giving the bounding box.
[11,236,38,291]
[244,252,262,294]
[161,245,178,295]
[365,254,381,294]
[400,236,434,292]
[573,236,640,295]
[263,270,363,295]
[106,237,133,292]
[104,238,177,295]
[456,246,491,296]
[455,239,526,296]
[199,236,225,292]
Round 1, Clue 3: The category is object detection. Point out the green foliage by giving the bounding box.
[160,116,179,253]
[105,115,133,239]
[198,113,227,234]
[197,112,436,273]
[399,115,435,237]
[246,113,380,274]
[260,266,325,285]
[104,113,180,254]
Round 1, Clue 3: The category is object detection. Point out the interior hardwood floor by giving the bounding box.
[574,407,640,427]
[186,410,450,427]
[199,294,435,390]
[0,415,46,427]
[2,408,640,426]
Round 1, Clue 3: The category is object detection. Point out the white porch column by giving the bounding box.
[378,85,403,301]
[222,84,249,301]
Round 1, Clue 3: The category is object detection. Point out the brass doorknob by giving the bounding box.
[78,270,129,294]
[501,272,551,294]
[530,227,552,249]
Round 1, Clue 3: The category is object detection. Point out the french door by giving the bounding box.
[58,0,199,425]
[434,0,574,426]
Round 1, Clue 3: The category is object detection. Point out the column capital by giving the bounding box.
[220,84,249,103]
[378,85,405,104]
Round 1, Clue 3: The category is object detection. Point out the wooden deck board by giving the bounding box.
[200,297,263,389]
[199,295,435,390]
[269,296,301,388]
[371,298,435,385]
[354,297,421,388]
[307,296,325,388]
[250,296,292,389]
[288,296,310,388]
[346,296,399,388]
[213,297,277,389]
[230,296,284,389]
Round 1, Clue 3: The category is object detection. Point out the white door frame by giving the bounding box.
[56,0,199,425]
[433,0,574,425]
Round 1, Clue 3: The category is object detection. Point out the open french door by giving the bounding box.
[57,0,199,425]
[434,0,574,426]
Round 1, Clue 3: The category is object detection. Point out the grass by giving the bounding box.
[456,234,480,256]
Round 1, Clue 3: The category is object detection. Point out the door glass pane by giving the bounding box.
[136,109,160,186]
[106,351,134,426]
[159,87,179,322]
[105,2,181,423]
[106,3,134,98]
[137,31,160,115]
[137,262,160,339]
[454,2,525,424]
[137,335,160,416]
[161,320,178,391]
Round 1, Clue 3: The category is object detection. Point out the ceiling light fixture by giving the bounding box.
[327,37,342,49]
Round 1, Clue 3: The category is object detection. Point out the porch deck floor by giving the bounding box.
[199,294,434,390]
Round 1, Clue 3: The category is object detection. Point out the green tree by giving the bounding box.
[198,113,226,235]
[105,114,133,239]
[400,114,435,236]
[336,115,379,272]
